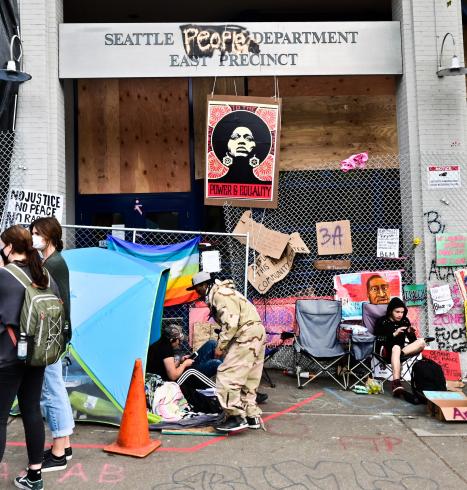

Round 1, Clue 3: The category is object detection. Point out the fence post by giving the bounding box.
[244,232,249,297]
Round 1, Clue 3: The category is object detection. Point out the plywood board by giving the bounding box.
[78,78,191,194]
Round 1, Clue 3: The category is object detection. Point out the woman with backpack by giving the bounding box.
[374,297,426,396]
[0,225,59,490]
[30,218,74,473]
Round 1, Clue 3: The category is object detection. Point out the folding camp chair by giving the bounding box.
[294,299,347,389]
[338,325,375,390]
[361,302,419,383]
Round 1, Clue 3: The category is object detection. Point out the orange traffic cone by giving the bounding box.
[104,359,161,457]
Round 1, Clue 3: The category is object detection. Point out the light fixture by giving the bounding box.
[0,34,32,83]
[437,32,467,77]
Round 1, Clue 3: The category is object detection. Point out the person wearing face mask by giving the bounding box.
[0,225,60,490]
[29,218,73,474]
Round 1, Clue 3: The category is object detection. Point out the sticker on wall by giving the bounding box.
[403,284,427,306]
[316,220,352,256]
[430,284,454,315]
[427,165,461,189]
[205,95,281,208]
[377,228,400,258]
[436,233,467,267]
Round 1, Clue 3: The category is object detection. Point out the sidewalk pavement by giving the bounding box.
[4,374,467,489]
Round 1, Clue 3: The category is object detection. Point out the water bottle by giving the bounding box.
[17,333,28,361]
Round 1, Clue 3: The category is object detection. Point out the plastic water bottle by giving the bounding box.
[17,333,28,361]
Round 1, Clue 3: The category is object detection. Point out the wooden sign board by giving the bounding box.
[314,259,351,271]
[316,220,352,255]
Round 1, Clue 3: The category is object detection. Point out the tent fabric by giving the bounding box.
[107,235,201,307]
[63,247,169,422]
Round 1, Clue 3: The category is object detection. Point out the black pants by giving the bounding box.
[0,362,45,465]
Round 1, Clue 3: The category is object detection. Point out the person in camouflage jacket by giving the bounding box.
[188,272,266,432]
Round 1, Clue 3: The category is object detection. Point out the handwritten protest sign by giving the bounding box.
[430,284,454,315]
[377,228,399,258]
[422,350,462,381]
[248,233,309,294]
[403,284,426,306]
[316,220,352,255]
[233,210,289,259]
[5,189,64,225]
[436,233,467,267]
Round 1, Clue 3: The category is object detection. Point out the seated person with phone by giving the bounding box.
[146,324,221,382]
[374,297,426,396]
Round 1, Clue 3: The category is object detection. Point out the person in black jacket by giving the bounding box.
[0,225,58,490]
[374,297,426,396]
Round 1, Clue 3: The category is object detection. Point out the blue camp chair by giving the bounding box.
[294,299,347,389]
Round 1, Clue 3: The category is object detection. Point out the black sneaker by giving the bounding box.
[256,392,268,404]
[14,475,44,490]
[41,451,67,473]
[44,446,72,462]
[215,415,248,432]
[246,416,263,429]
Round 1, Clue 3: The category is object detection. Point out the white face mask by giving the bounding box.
[32,235,47,251]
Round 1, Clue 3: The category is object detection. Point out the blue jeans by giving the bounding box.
[41,360,75,439]
[193,340,222,378]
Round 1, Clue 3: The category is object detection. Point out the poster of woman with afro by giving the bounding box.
[205,95,281,208]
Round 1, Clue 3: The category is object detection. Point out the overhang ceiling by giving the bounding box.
[64,0,392,23]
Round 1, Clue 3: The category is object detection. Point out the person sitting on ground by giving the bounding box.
[374,297,426,396]
[146,324,222,413]
[147,324,221,382]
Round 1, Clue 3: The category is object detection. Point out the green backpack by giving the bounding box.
[5,263,68,366]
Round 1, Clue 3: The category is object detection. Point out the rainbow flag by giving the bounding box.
[107,236,200,306]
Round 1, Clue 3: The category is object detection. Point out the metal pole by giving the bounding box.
[244,231,249,297]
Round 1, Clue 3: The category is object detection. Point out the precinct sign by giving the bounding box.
[5,189,64,225]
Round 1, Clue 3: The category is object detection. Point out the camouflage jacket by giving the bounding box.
[206,279,262,350]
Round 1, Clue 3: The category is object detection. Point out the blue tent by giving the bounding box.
[62,247,169,424]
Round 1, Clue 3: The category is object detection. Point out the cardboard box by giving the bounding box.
[424,391,467,422]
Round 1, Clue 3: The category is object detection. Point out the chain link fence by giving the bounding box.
[224,154,467,373]
[0,131,26,229]
[61,225,248,355]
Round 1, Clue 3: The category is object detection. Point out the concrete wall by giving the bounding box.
[17,0,66,216]
[393,0,467,373]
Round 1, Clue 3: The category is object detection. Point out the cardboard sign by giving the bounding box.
[403,284,427,306]
[436,233,467,267]
[424,391,467,422]
[316,220,352,255]
[234,210,290,259]
[5,189,64,225]
[248,233,310,294]
[427,165,461,189]
[314,259,351,271]
[377,228,399,258]
[430,284,454,315]
[422,350,462,381]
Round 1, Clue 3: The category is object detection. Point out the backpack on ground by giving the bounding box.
[5,263,68,366]
[410,358,447,404]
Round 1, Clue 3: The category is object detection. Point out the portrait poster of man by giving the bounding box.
[334,270,402,319]
[205,95,281,208]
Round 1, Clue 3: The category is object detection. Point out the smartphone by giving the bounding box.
[189,351,199,360]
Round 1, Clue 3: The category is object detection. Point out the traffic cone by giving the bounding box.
[104,359,161,457]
